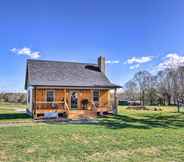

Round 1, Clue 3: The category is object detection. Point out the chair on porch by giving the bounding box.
[81,99,89,110]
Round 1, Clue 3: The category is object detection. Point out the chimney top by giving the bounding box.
[98,56,106,74]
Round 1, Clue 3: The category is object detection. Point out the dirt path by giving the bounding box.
[0,121,41,127]
[0,123,34,127]
[16,108,26,113]
[0,119,99,127]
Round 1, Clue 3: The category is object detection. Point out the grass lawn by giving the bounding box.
[0,102,32,123]
[0,103,184,162]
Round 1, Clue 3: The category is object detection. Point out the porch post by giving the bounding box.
[64,88,70,111]
[64,89,66,101]
[113,88,118,115]
[90,89,93,111]
[33,86,36,118]
[64,88,66,107]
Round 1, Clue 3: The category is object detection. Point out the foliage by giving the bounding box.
[124,80,139,101]
[0,92,26,104]
[123,66,184,107]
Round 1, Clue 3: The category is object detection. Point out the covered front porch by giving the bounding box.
[34,102,113,119]
[28,87,118,119]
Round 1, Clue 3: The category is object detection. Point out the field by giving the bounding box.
[0,103,184,162]
[0,102,31,123]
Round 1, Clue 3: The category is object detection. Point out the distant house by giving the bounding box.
[25,56,121,119]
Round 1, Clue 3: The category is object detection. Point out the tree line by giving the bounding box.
[0,93,26,104]
[123,66,184,107]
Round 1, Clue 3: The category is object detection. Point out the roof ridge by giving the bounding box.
[27,59,97,65]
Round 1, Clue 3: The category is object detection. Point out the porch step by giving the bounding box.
[68,110,96,119]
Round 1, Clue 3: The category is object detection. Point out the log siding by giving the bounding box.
[32,87,111,119]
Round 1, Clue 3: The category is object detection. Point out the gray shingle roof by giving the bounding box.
[25,59,121,89]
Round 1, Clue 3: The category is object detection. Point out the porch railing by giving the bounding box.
[35,101,70,112]
[34,101,112,113]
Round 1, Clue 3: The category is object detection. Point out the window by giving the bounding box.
[47,90,55,102]
[93,90,100,102]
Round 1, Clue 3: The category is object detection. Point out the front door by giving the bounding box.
[70,91,78,110]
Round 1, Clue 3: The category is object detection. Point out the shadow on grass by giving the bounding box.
[46,112,184,129]
[96,113,184,129]
[0,113,31,120]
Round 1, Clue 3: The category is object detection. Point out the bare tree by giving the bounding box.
[124,80,139,101]
[133,71,152,106]
[146,75,158,105]
[175,67,184,112]
[123,66,184,110]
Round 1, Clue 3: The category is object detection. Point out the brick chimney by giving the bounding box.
[98,56,106,74]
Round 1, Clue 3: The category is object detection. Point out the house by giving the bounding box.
[25,56,121,119]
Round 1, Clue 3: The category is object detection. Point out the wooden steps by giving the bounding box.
[68,110,96,119]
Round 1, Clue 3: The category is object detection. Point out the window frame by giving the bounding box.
[93,89,100,103]
[46,90,55,102]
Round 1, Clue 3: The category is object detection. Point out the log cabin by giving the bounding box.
[25,56,121,119]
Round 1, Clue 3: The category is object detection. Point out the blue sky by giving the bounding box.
[1,0,184,92]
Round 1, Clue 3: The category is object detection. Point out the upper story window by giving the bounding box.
[47,90,55,102]
[93,89,100,102]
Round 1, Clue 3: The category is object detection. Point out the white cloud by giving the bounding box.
[29,52,40,59]
[125,56,153,70]
[10,48,17,53]
[158,53,184,70]
[127,56,153,64]
[106,60,120,64]
[129,64,140,70]
[10,47,41,59]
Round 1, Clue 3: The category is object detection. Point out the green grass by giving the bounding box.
[0,102,31,123]
[0,103,184,162]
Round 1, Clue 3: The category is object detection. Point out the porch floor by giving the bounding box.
[34,107,112,119]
